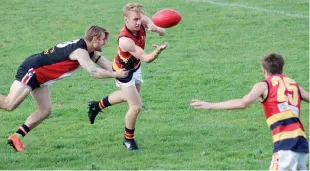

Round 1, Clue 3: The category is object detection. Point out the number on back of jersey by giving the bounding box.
[56,39,79,48]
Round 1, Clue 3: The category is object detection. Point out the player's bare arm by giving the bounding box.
[119,37,167,63]
[190,82,268,110]
[299,87,309,102]
[142,15,165,36]
[91,51,113,72]
[70,49,128,78]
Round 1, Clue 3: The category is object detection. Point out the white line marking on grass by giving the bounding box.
[185,0,309,19]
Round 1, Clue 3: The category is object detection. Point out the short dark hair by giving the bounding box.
[84,25,109,42]
[262,53,285,74]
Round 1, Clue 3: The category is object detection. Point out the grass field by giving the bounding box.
[0,0,309,170]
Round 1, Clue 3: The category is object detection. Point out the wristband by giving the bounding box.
[95,56,101,63]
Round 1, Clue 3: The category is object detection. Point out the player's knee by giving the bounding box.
[4,99,18,112]
[129,105,142,114]
[45,108,52,116]
[5,105,16,112]
[40,106,52,116]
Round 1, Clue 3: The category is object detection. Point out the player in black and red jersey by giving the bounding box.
[88,3,167,150]
[190,53,309,170]
[0,25,128,152]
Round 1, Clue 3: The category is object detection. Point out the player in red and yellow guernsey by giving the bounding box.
[112,21,146,79]
[88,3,167,150]
[190,53,309,170]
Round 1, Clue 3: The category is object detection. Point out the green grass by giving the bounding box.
[0,0,309,169]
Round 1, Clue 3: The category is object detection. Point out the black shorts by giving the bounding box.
[15,64,40,90]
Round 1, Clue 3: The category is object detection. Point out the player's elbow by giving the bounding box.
[240,102,250,109]
[88,69,100,78]
[239,104,248,109]
[158,31,165,36]
[89,73,99,78]
[237,99,250,109]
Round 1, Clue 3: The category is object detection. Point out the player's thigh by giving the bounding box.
[297,153,308,170]
[116,72,143,89]
[30,86,52,111]
[133,67,143,85]
[270,150,298,170]
[135,83,142,93]
[7,80,32,105]
[121,85,141,106]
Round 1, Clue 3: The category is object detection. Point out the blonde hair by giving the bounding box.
[123,3,145,16]
[84,25,109,42]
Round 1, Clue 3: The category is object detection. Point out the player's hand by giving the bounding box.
[157,28,166,36]
[115,69,128,78]
[147,24,157,32]
[190,99,213,110]
[147,24,165,36]
[153,42,168,53]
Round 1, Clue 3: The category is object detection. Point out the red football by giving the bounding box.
[152,9,182,28]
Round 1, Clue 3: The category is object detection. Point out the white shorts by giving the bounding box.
[116,67,143,88]
[269,150,308,171]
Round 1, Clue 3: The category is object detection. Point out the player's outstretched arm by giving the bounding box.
[70,49,128,79]
[190,82,267,110]
[119,37,167,63]
[142,15,165,36]
[91,51,113,72]
[300,87,309,102]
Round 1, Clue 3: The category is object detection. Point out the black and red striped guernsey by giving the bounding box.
[20,38,94,86]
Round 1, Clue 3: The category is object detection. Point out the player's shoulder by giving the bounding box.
[253,81,268,101]
[70,47,89,57]
[119,26,129,36]
[253,81,268,90]
[119,36,134,42]
[55,38,85,50]
[283,75,298,84]
[119,37,135,48]
[256,81,268,85]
